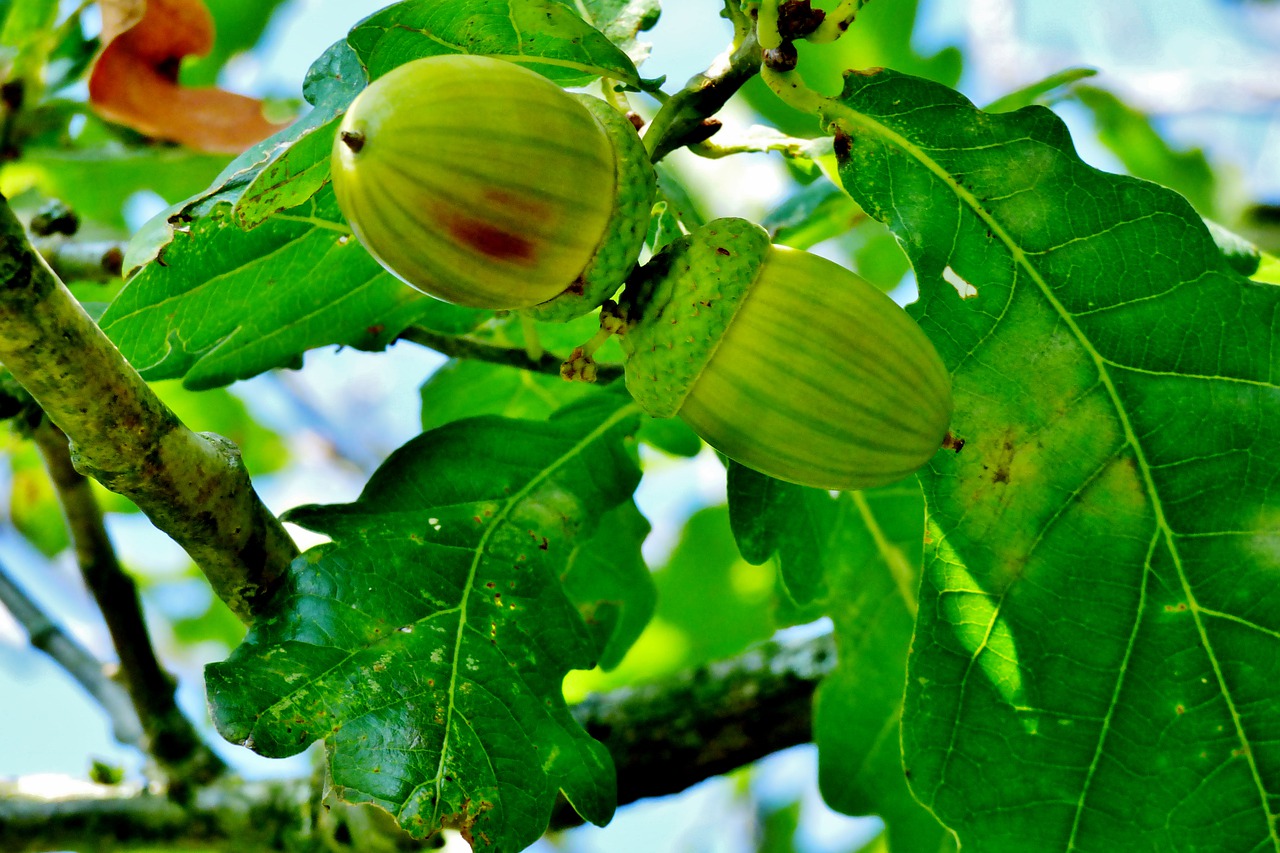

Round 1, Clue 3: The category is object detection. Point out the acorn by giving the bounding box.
[330,54,655,319]
[615,218,953,491]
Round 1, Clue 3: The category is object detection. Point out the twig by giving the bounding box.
[642,26,763,163]
[0,560,143,748]
[31,417,225,784]
[398,325,625,384]
[0,632,839,849]
[33,238,124,284]
[0,198,299,623]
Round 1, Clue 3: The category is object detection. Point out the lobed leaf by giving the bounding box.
[814,484,954,853]
[827,68,1280,851]
[102,184,484,389]
[351,0,639,87]
[207,393,643,849]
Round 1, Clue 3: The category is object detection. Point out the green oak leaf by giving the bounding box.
[350,0,640,86]
[1073,84,1219,218]
[102,184,484,390]
[813,483,953,853]
[725,462,829,605]
[420,360,596,431]
[563,0,661,64]
[560,500,655,671]
[827,68,1280,851]
[206,393,642,849]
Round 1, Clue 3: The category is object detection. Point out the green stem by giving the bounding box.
[398,325,624,383]
[761,65,830,115]
[757,0,783,49]
[808,0,869,43]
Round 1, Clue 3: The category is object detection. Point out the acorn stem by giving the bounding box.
[520,315,544,362]
[760,65,829,115]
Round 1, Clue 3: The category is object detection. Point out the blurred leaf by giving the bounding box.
[351,0,640,87]
[1203,218,1261,277]
[560,500,655,670]
[742,0,961,136]
[0,0,59,86]
[207,393,641,846]
[102,184,454,389]
[1254,250,1280,285]
[763,180,862,249]
[644,199,683,255]
[151,381,287,475]
[566,0,660,64]
[420,359,595,431]
[635,415,701,458]
[181,0,291,86]
[756,800,802,853]
[5,437,68,557]
[654,505,777,665]
[983,67,1096,113]
[170,585,247,650]
[1073,84,1218,216]
[0,145,228,231]
[88,0,289,153]
[655,163,708,231]
[830,68,1280,851]
[814,485,952,853]
[726,463,829,605]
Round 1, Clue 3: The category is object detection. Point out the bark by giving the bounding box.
[0,199,298,623]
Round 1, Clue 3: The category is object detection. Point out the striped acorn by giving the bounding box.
[617,218,953,491]
[331,54,655,319]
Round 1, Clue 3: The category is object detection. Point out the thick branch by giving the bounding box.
[560,631,833,825]
[0,634,835,850]
[31,417,225,784]
[0,198,298,622]
[0,561,143,748]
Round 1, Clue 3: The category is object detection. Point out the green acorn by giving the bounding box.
[331,54,655,318]
[616,218,953,491]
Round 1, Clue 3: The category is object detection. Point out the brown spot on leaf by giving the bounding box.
[941,432,965,453]
[833,127,852,161]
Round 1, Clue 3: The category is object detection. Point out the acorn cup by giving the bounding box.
[613,218,953,491]
[330,54,656,320]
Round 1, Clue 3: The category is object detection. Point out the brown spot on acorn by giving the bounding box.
[444,212,537,264]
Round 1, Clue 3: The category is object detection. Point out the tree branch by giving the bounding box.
[0,197,298,623]
[30,417,225,784]
[642,25,763,163]
[398,325,625,384]
[32,238,124,284]
[0,560,144,748]
[0,633,836,851]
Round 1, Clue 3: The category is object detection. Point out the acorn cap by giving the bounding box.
[525,95,657,323]
[621,218,953,491]
[619,218,771,417]
[332,55,621,310]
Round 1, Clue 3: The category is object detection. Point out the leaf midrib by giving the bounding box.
[823,98,1279,850]
[429,401,639,823]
